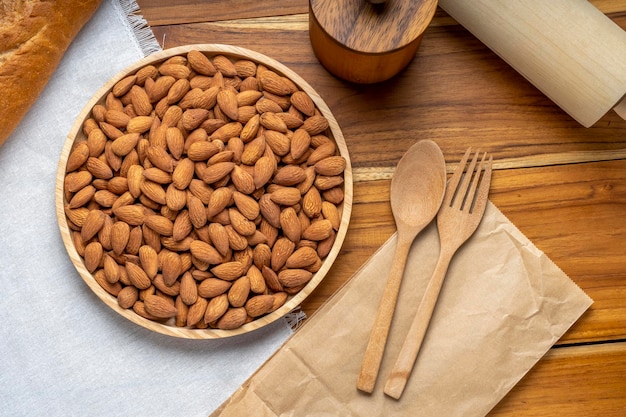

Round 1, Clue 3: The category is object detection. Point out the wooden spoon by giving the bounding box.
[357,139,447,393]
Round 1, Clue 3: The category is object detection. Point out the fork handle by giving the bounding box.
[357,233,413,393]
[383,249,453,399]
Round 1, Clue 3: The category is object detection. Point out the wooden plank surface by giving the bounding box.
[488,342,626,416]
[133,3,626,415]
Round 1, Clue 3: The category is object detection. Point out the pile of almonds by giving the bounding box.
[63,49,347,331]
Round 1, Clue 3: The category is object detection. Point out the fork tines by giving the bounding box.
[448,148,493,214]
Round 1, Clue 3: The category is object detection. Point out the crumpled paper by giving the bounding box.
[211,201,592,416]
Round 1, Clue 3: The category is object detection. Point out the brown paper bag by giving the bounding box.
[211,202,592,416]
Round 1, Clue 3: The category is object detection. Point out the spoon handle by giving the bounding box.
[383,249,453,399]
[357,233,413,393]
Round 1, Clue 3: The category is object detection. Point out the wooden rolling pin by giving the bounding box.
[439,0,626,127]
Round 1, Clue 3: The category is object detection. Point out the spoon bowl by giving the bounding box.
[357,139,446,393]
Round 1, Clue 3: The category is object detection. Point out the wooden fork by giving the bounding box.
[383,148,493,400]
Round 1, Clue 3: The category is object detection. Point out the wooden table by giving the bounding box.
[136,1,626,415]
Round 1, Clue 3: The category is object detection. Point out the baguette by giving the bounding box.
[0,0,102,146]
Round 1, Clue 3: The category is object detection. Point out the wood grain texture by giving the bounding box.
[488,342,626,416]
[134,0,307,26]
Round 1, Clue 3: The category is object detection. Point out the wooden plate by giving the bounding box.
[55,44,352,339]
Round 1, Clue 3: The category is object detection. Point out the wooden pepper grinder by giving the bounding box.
[309,0,438,84]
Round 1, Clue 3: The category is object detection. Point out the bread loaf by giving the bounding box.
[0,0,102,146]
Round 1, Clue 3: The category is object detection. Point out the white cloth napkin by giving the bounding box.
[0,1,293,416]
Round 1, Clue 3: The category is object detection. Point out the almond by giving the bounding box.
[228,276,250,308]
[140,180,167,205]
[260,265,283,292]
[188,140,221,162]
[290,128,311,160]
[273,165,306,186]
[186,296,209,327]
[241,135,266,165]
[279,207,301,243]
[113,204,145,226]
[246,265,267,294]
[171,157,195,189]
[290,91,316,116]
[167,78,191,104]
[232,191,260,220]
[270,292,288,312]
[322,201,341,230]
[144,215,174,236]
[245,294,274,317]
[112,74,137,97]
[263,130,290,156]
[303,219,333,241]
[189,239,222,264]
[231,165,255,194]
[277,268,313,288]
[81,209,106,241]
[206,186,233,218]
[144,294,177,319]
[217,88,239,121]
[66,142,90,172]
[69,185,95,209]
[105,109,131,129]
[86,157,113,179]
[83,241,103,273]
[165,126,185,159]
[172,209,193,241]
[302,186,322,218]
[259,112,288,133]
[65,170,93,193]
[103,254,120,283]
[259,194,280,227]
[314,175,344,191]
[158,63,191,79]
[187,50,217,75]
[271,237,295,271]
[142,167,172,184]
[253,156,275,189]
[229,208,256,236]
[130,85,153,116]
[269,187,301,206]
[117,286,139,309]
[237,89,262,107]
[125,261,152,289]
[204,294,229,324]
[212,55,238,77]
[286,246,320,269]
[93,269,122,296]
[211,261,246,281]
[315,155,347,176]
[216,307,248,330]
[180,108,208,131]
[161,250,182,286]
[110,221,131,255]
[198,278,232,299]
[127,115,154,133]
[146,145,174,172]
[301,114,329,135]
[210,121,242,142]
[201,161,235,184]
[138,244,159,278]
[235,60,257,78]
[165,183,187,211]
[258,70,291,95]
